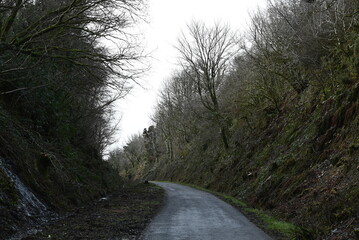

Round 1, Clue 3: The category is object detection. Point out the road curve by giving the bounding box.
[141,182,272,240]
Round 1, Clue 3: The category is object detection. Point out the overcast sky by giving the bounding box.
[108,0,267,151]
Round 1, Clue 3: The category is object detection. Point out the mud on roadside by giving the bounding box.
[23,183,164,240]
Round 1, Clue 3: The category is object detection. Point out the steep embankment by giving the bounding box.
[0,107,122,239]
[0,0,145,239]
[111,1,358,238]
[134,83,359,239]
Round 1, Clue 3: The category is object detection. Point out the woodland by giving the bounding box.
[108,0,359,239]
[0,0,145,237]
[0,0,358,239]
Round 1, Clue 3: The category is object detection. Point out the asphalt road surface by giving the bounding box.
[141,182,272,240]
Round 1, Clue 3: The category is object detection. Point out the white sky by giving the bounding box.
[108,0,267,151]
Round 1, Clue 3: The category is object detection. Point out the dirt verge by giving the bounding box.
[23,183,164,240]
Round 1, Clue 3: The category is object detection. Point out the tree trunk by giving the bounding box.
[220,126,229,149]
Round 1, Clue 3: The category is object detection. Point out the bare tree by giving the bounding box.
[0,0,146,95]
[152,71,199,161]
[123,134,146,167]
[244,0,358,94]
[176,21,237,149]
[0,0,147,155]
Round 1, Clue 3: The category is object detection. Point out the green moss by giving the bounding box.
[221,194,247,207]
[347,186,359,202]
[354,227,359,237]
[244,208,301,239]
[284,122,301,144]
[253,145,271,164]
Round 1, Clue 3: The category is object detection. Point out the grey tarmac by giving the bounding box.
[141,182,272,240]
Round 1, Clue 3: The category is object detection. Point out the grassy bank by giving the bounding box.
[132,83,359,240]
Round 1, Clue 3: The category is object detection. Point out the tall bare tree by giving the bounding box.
[176,21,237,149]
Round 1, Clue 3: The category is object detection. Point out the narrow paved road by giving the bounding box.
[141,182,272,240]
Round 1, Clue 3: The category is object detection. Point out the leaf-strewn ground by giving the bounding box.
[23,183,164,240]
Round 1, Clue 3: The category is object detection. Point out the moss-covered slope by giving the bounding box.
[134,83,359,239]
